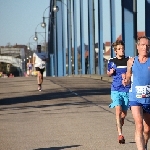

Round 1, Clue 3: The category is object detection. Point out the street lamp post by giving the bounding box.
[41,17,47,52]
[34,32,45,44]
[41,6,51,77]
[33,32,38,44]
[53,0,72,76]
[27,35,35,50]
[41,4,58,77]
[41,6,51,53]
[27,42,36,50]
[53,0,57,76]
[33,23,46,51]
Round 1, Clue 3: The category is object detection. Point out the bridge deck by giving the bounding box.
[0,76,144,150]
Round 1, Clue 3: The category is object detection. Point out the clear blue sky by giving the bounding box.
[0,0,50,48]
[0,0,145,48]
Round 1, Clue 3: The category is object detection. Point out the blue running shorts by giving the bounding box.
[109,91,129,111]
[129,101,150,114]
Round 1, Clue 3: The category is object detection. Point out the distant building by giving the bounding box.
[103,31,145,60]
[0,44,32,76]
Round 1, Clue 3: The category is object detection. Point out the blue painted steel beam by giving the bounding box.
[133,0,137,56]
[98,0,104,75]
[48,0,53,76]
[110,0,116,57]
[62,0,66,76]
[53,0,57,76]
[67,0,72,75]
[88,0,95,74]
[145,0,150,37]
[50,54,54,76]
[122,0,134,57]
[80,0,85,74]
[56,1,63,76]
[73,0,78,75]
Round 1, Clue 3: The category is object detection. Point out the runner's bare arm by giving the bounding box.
[107,71,112,77]
[125,58,134,84]
[107,69,115,77]
[33,56,36,65]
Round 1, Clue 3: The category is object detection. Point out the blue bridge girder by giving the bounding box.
[47,0,146,77]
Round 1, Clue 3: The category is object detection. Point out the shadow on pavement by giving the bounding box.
[0,88,110,106]
[33,145,81,150]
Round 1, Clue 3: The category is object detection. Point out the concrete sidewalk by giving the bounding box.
[0,76,144,150]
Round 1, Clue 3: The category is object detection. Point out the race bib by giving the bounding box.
[135,85,150,98]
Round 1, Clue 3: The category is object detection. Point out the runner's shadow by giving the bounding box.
[129,142,136,143]
[34,145,81,150]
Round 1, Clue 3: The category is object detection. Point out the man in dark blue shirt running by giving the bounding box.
[107,40,130,144]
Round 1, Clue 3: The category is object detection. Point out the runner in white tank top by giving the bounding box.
[33,45,48,91]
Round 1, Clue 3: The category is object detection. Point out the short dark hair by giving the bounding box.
[37,45,41,47]
[112,40,125,50]
[137,36,150,45]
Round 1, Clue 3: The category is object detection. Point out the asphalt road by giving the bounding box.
[0,76,145,150]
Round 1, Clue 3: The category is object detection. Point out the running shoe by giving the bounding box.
[145,144,147,150]
[118,135,125,144]
[38,85,41,91]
